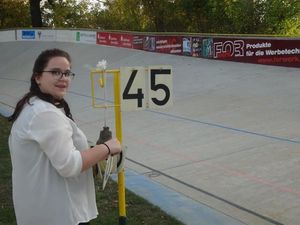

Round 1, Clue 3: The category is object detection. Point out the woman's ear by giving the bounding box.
[34,73,41,85]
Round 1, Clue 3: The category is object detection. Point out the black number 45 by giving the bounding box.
[122,68,171,108]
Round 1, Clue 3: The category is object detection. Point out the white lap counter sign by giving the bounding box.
[120,65,173,111]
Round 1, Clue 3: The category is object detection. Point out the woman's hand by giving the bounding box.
[104,138,122,155]
[81,138,122,172]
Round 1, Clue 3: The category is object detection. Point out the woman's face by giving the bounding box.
[35,56,72,100]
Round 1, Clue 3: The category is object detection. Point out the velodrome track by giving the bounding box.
[1,41,300,225]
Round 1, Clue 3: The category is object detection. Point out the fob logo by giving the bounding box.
[214,40,245,58]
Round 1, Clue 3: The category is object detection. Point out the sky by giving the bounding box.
[77,0,105,9]
[41,0,103,6]
[41,0,105,10]
[77,0,102,5]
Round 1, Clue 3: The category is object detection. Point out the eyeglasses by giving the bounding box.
[41,70,75,79]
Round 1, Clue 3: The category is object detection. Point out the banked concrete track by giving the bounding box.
[1,41,300,225]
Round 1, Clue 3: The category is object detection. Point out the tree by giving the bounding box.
[220,0,257,33]
[93,0,144,31]
[29,0,43,27]
[258,0,300,34]
[42,0,100,28]
[0,0,31,28]
[1,0,299,35]
[176,0,209,32]
[282,14,300,35]
[29,0,55,27]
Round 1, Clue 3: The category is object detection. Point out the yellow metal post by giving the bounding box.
[113,71,127,225]
[90,69,126,225]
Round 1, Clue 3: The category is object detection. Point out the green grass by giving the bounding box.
[0,116,184,225]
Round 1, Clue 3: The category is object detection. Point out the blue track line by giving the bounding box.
[0,77,28,82]
[147,109,300,145]
[1,77,299,145]
[38,89,300,145]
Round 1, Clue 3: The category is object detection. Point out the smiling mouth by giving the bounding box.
[55,84,67,88]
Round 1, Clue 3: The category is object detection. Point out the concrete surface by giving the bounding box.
[1,41,300,225]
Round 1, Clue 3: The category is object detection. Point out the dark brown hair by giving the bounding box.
[8,48,74,122]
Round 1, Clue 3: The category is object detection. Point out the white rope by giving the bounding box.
[96,59,115,190]
[102,155,114,190]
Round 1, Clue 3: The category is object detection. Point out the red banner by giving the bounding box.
[96,32,132,48]
[182,37,203,57]
[96,31,300,68]
[132,35,144,50]
[155,36,182,54]
[212,38,300,67]
[142,36,156,51]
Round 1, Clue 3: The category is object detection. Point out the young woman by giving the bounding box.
[8,48,122,225]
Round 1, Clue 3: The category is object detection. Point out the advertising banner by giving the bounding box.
[155,36,182,54]
[132,35,144,49]
[35,30,56,41]
[182,37,192,56]
[212,38,300,67]
[96,32,133,48]
[8,28,300,68]
[17,30,35,41]
[202,37,214,58]
[75,31,96,44]
[191,37,202,57]
[97,32,109,45]
[17,29,56,41]
[56,30,77,43]
[182,37,202,56]
[143,36,156,51]
[0,30,15,42]
[119,34,133,48]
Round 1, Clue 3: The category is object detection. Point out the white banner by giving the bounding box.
[75,31,96,44]
[16,29,35,41]
[56,30,77,43]
[16,29,56,41]
[35,29,56,41]
[0,30,15,42]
